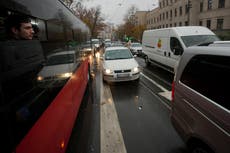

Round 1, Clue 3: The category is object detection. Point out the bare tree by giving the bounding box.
[62,0,105,38]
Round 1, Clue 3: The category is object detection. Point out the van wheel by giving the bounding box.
[145,56,150,66]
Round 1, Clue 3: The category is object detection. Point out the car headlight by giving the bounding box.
[105,69,112,74]
[133,67,139,73]
[60,72,72,78]
[96,52,100,58]
[37,76,43,81]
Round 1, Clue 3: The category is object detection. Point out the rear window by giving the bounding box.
[180,55,230,110]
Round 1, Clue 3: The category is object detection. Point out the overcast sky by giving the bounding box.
[79,0,158,25]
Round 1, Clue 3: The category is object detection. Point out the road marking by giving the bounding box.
[140,82,171,110]
[141,72,172,101]
[100,82,127,153]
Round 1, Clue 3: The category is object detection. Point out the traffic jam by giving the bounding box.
[0,0,229,153]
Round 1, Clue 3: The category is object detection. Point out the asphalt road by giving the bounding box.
[67,56,189,153]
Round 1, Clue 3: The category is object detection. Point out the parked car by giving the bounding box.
[102,46,140,82]
[171,46,230,153]
[37,50,78,88]
[130,42,142,56]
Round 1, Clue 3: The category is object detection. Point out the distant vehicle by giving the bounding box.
[37,50,78,88]
[102,46,140,82]
[111,41,124,47]
[171,46,230,153]
[130,42,142,55]
[80,41,93,58]
[91,38,100,52]
[142,26,220,73]
[104,38,112,48]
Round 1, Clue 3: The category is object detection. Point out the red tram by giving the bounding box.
[0,0,91,152]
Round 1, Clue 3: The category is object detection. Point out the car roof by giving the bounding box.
[185,46,230,57]
[105,46,129,51]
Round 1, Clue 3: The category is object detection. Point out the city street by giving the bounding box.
[68,56,188,153]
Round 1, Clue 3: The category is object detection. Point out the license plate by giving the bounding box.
[117,73,129,78]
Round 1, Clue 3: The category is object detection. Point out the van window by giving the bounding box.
[180,55,230,110]
[181,35,219,47]
[170,37,183,55]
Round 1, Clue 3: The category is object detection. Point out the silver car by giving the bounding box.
[102,46,140,82]
[171,46,230,153]
[37,50,78,88]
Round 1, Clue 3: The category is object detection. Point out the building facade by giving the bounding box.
[133,11,147,26]
[144,0,230,39]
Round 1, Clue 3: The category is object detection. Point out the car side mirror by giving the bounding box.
[173,47,183,55]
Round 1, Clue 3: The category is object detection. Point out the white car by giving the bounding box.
[102,46,140,82]
[37,50,78,88]
[130,42,142,55]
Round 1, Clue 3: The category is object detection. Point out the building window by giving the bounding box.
[166,11,168,19]
[163,13,165,20]
[160,14,161,21]
[179,6,182,16]
[170,24,172,27]
[208,0,212,10]
[170,10,172,18]
[166,0,168,6]
[185,4,189,14]
[218,0,225,8]
[160,2,162,8]
[185,21,188,26]
[207,20,211,29]
[200,2,203,12]
[175,8,177,17]
[174,23,177,27]
[163,0,165,7]
[179,22,182,26]
[217,19,224,30]
[166,24,168,28]
[199,20,202,26]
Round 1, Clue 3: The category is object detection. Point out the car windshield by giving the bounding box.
[131,43,142,47]
[105,49,133,60]
[181,35,220,47]
[46,54,74,66]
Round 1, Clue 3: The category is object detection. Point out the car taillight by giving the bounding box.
[171,81,175,103]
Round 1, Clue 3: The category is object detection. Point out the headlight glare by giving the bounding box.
[37,76,43,81]
[105,69,112,74]
[133,67,139,72]
[61,72,72,78]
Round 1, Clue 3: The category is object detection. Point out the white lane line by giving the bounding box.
[140,82,171,110]
[100,81,127,153]
[141,72,172,101]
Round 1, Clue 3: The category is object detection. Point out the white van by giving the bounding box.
[142,26,219,73]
